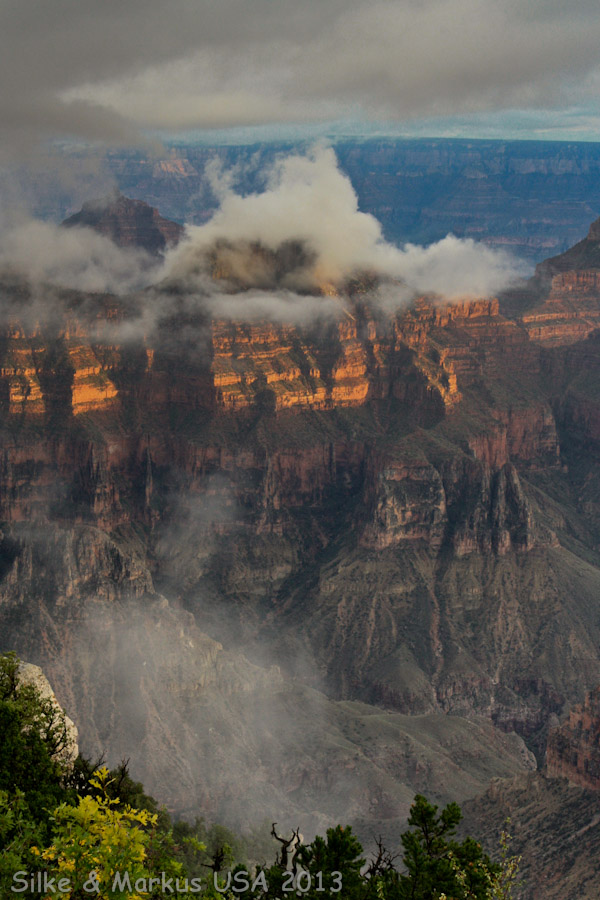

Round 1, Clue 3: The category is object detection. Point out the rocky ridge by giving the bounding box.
[63,193,184,255]
[518,214,600,345]
[0,291,538,420]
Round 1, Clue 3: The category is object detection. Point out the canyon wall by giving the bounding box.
[2,200,600,835]
[547,687,600,790]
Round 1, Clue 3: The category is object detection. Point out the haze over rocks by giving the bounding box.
[63,193,184,256]
[2,164,600,892]
[3,0,600,888]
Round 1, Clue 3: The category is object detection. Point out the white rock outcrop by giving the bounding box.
[18,662,79,768]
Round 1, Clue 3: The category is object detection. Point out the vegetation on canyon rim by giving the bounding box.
[0,652,520,899]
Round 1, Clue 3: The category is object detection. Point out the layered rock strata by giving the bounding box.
[2,199,600,834]
[0,291,542,420]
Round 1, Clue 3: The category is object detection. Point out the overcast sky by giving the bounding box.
[3,0,600,155]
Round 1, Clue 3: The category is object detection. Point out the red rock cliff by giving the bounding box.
[63,194,184,254]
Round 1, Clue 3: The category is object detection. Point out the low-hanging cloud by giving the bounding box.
[387,234,526,300]
[0,220,160,295]
[164,146,526,301]
[0,147,526,343]
[204,291,341,326]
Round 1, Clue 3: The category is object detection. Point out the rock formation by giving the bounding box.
[536,217,600,280]
[514,215,600,346]
[62,193,184,255]
[17,661,79,768]
[2,200,600,841]
[462,773,600,900]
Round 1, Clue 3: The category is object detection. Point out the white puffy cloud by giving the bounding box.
[165,146,525,301]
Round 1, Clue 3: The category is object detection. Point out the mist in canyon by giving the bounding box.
[2,0,600,890]
[164,146,526,300]
[0,146,527,333]
[3,140,600,894]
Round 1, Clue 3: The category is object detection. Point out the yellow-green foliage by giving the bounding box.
[40,767,181,900]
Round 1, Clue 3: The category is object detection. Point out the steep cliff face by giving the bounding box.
[262,436,596,743]
[546,687,600,790]
[0,291,535,421]
[516,216,600,345]
[462,774,600,900]
[360,454,540,556]
[466,404,560,469]
[522,272,600,345]
[211,320,327,410]
[3,201,600,835]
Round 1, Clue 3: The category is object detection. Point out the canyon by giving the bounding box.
[106,139,600,262]
[26,139,600,265]
[2,194,600,893]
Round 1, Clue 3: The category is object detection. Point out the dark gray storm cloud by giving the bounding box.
[2,0,600,153]
[0,0,350,156]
